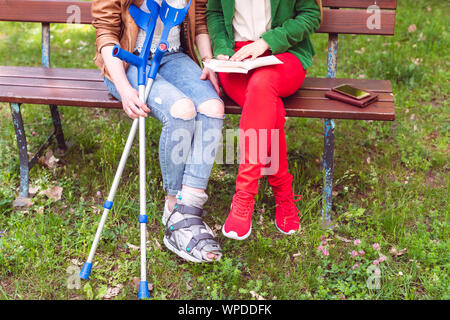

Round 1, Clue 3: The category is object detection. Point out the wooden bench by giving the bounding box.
[0,0,397,225]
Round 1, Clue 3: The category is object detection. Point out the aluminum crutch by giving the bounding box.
[79,0,160,300]
[80,0,192,300]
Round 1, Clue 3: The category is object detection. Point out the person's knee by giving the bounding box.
[248,71,278,94]
[170,98,196,120]
[197,99,225,119]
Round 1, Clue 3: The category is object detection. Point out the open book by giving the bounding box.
[204,55,283,74]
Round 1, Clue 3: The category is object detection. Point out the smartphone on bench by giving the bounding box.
[332,84,371,100]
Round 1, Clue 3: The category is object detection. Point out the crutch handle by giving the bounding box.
[147,42,168,80]
[112,45,140,66]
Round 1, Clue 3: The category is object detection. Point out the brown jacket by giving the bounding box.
[92,0,208,81]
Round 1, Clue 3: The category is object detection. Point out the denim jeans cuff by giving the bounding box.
[166,188,180,196]
[182,174,209,191]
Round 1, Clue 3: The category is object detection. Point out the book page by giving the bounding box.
[243,56,283,70]
[204,56,283,73]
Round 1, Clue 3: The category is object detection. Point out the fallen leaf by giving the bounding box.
[408,24,417,33]
[127,243,139,251]
[249,290,265,300]
[132,277,140,289]
[104,284,123,299]
[389,246,407,257]
[70,259,83,266]
[28,186,40,196]
[38,149,60,169]
[132,277,153,292]
[336,235,352,243]
[42,186,63,201]
[13,197,33,208]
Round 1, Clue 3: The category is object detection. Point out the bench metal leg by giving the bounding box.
[322,32,338,228]
[10,103,68,201]
[322,119,335,228]
[10,103,29,198]
[49,104,67,153]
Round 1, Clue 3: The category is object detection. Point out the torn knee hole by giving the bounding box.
[170,99,196,120]
[197,99,225,119]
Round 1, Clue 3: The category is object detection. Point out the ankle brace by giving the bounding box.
[177,189,208,209]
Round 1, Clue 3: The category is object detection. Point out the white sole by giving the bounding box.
[274,219,298,235]
[222,224,252,241]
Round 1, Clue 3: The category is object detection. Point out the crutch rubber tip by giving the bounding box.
[79,262,93,280]
[138,281,150,299]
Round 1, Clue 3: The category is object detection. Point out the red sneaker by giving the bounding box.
[274,193,302,235]
[222,191,255,240]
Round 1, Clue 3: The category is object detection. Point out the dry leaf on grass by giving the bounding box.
[389,246,408,257]
[132,277,153,291]
[104,284,123,299]
[70,259,83,266]
[249,290,265,300]
[408,24,417,33]
[127,243,139,251]
[336,235,352,243]
[13,197,33,208]
[38,149,60,169]
[28,186,40,196]
[42,186,63,201]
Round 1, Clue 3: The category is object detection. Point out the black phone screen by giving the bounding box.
[333,84,370,99]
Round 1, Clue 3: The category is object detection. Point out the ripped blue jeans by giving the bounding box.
[104,51,224,196]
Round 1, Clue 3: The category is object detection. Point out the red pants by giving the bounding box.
[218,41,307,196]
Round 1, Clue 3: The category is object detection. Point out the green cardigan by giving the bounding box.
[206,0,321,70]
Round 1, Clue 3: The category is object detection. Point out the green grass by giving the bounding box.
[0,0,448,300]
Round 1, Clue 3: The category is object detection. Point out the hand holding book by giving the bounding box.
[204,56,283,74]
[230,39,271,61]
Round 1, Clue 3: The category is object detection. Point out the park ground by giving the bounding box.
[0,0,448,299]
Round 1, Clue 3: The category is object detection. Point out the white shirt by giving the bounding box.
[134,0,184,54]
[233,0,272,41]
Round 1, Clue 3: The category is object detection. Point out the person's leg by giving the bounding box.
[260,52,307,234]
[103,63,196,204]
[218,46,306,239]
[159,52,224,192]
[157,52,224,261]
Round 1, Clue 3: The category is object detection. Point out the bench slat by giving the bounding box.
[0,82,395,121]
[0,1,396,35]
[0,76,394,103]
[0,84,121,108]
[0,67,393,93]
[0,0,92,24]
[0,76,108,91]
[0,66,102,81]
[322,0,397,9]
[0,66,395,121]
[318,9,396,35]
